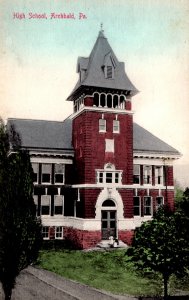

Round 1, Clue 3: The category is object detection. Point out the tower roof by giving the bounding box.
[67,30,138,100]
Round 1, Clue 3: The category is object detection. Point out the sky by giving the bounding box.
[0,0,189,187]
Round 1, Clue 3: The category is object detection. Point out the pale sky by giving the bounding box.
[0,0,189,186]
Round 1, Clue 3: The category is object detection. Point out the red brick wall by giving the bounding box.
[80,188,101,218]
[72,110,133,185]
[119,230,134,245]
[64,227,101,249]
[125,100,131,110]
[166,166,174,186]
[119,189,133,218]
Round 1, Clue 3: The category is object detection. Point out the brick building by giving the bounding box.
[7,30,180,249]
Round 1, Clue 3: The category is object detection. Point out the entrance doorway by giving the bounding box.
[101,199,117,240]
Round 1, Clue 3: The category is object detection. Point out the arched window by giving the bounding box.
[113,95,118,108]
[102,199,116,207]
[93,93,99,107]
[100,94,106,107]
[107,94,112,108]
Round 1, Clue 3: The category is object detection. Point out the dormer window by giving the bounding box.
[107,66,113,79]
[104,53,116,79]
[105,65,114,79]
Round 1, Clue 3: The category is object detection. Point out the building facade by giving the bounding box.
[8,30,180,249]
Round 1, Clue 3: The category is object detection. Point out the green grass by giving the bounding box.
[36,249,189,297]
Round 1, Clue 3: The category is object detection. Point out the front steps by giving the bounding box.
[97,240,128,249]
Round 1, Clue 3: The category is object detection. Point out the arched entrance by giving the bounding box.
[101,199,117,239]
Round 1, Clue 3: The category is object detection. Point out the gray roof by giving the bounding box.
[68,31,138,100]
[7,118,180,156]
[133,123,180,155]
[7,118,73,151]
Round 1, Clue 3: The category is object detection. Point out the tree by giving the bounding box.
[174,180,184,205]
[0,119,42,300]
[176,187,189,217]
[127,206,189,299]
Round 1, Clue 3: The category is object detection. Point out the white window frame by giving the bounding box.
[144,196,152,216]
[133,165,140,184]
[54,164,65,184]
[55,226,63,239]
[41,164,51,184]
[41,195,51,216]
[156,196,164,210]
[96,171,122,185]
[113,120,120,133]
[54,195,64,215]
[42,226,49,240]
[155,166,163,185]
[99,119,106,132]
[133,196,141,217]
[143,165,152,185]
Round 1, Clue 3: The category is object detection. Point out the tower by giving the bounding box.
[67,29,138,247]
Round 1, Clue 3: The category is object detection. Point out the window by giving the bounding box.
[102,199,116,207]
[32,163,38,183]
[99,172,103,183]
[106,173,112,183]
[55,227,63,239]
[54,164,64,184]
[42,164,51,183]
[155,166,163,185]
[156,196,164,210]
[105,139,114,152]
[143,165,152,184]
[99,119,106,132]
[144,197,152,216]
[41,195,50,215]
[42,226,49,239]
[107,66,113,78]
[134,197,141,216]
[115,173,119,183]
[133,165,140,184]
[113,120,120,133]
[54,196,63,215]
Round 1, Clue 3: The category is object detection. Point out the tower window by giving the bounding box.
[105,139,114,152]
[106,173,112,183]
[107,66,113,78]
[99,119,106,132]
[113,120,120,133]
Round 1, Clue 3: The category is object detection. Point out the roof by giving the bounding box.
[67,30,138,100]
[7,118,73,151]
[133,123,180,155]
[7,118,180,157]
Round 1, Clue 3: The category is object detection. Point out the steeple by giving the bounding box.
[67,30,138,101]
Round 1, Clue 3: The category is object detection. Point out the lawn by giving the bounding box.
[37,249,189,297]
